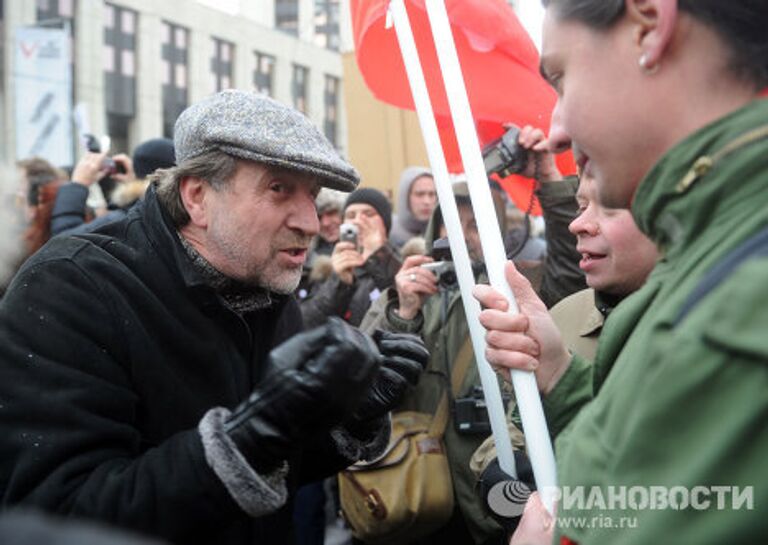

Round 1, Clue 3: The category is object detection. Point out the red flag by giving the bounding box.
[351,0,576,214]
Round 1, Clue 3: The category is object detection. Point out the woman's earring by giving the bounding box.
[639,54,660,75]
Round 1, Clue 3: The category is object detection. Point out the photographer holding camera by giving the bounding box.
[360,182,507,545]
[486,124,586,307]
[70,149,135,210]
[301,187,402,328]
[359,126,584,544]
[51,138,177,237]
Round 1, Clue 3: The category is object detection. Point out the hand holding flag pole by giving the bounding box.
[386,0,558,514]
[387,0,518,482]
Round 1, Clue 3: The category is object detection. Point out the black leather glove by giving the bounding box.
[349,330,429,424]
[479,451,536,536]
[224,317,381,473]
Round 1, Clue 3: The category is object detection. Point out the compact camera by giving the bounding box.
[454,386,513,435]
[339,222,359,250]
[421,238,457,288]
[84,133,127,176]
[482,124,529,178]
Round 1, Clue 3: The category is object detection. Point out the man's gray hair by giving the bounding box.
[153,150,238,227]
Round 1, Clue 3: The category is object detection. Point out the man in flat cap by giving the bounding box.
[0,90,427,545]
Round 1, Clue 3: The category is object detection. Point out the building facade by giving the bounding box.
[0,0,346,166]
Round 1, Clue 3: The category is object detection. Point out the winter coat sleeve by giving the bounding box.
[541,354,595,438]
[0,258,259,542]
[555,261,768,544]
[299,274,357,328]
[361,244,402,291]
[50,183,90,236]
[536,177,587,308]
[300,244,401,329]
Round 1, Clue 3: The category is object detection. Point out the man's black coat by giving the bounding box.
[0,187,353,544]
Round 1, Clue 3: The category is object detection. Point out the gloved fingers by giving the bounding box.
[307,318,381,386]
[350,366,409,421]
[380,355,424,386]
[373,331,429,367]
[266,325,329,375]
[325,317,380,357]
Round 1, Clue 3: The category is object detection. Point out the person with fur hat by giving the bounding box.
[0,90,428,545]
[301,187,402,328]
[50,138,177,236]
[389,166,437,249]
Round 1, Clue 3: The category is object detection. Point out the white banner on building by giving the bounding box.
[14,26,73,167]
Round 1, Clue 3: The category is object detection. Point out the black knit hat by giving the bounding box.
[132,138,176,179]
[344,188,392,235]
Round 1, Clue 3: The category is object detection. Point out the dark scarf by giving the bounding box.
[179,235,275,314]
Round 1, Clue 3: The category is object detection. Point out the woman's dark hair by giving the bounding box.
[16,158,65,206]
[542,0,768,89]
[23,181,63,257]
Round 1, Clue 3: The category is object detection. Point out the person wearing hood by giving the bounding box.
[389,167,437,249]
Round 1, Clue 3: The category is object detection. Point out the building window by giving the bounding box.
[36,0,74,20]
[211,38,234,92]
[292,64,308,114]
[275,0,298,36]
[36,0,75,81]
[253,51,275,97]
[314,0,340,51]
[323,75,339,146]
[104,3,137,152]
[161,21,189,139]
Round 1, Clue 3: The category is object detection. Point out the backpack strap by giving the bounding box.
[429,336,474,437]
[675,225,768,325]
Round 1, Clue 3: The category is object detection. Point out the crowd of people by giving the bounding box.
[0,1,766,544]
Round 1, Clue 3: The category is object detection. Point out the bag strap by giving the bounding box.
[429,336,474,437]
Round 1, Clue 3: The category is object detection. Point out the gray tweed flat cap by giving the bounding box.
[173,89,359,192]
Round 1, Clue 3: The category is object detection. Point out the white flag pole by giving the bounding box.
[423,0,558,513]
[387,0,517,479]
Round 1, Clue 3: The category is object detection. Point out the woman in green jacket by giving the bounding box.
[474,1,768,544]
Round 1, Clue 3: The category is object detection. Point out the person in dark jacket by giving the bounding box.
[301,187,401,328]
[0,90,429,545]
[50,138,176,236]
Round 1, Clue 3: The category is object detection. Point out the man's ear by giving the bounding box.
[626,0,678,69]
[179,176,209,228]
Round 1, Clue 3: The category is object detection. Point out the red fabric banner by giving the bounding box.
[351,0,577,214]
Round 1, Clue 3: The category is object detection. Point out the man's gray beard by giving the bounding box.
[254,266,303,295]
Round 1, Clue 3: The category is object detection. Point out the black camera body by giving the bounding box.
[422,238,457,288]
[453,386,513,435]
[482,124,528,178]
[84,133,126,175]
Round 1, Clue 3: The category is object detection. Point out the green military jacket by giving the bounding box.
[546,98,768,544]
